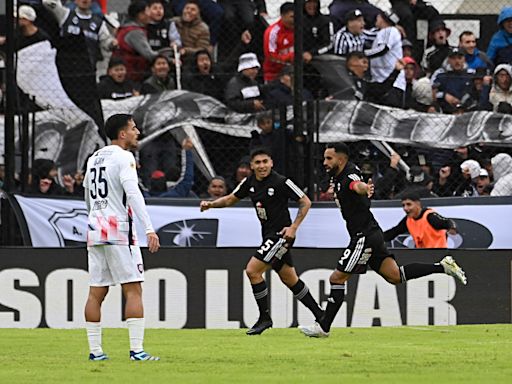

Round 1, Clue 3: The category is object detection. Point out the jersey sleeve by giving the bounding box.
[232,177,250,199]
[119,152,138,184]
[284,178,305,201]
[346,172,363,192]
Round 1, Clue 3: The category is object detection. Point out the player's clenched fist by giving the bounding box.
[147,232,160,253]
[200,201,212,212]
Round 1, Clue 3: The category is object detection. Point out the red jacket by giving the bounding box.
[114,25,149,83]
[263,19,294,82]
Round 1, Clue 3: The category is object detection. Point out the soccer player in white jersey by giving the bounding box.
[83,114,160,361]
[364,10,406,108]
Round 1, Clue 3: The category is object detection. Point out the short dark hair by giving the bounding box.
[256,111,273,124]
[459,30,475,41]
[280,2,294,15]
[210,176,226,184]
[128,0,148,19]
[400,191,422,202]
[150,54,170,67]
[185,0,200,8]
[250,147,273,160]
[147,0,164,6]
[195,49,211,61]
[326,142,350,157]
[105,114,133,141]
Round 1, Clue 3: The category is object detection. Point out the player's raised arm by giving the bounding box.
[200,193,240,211]
[352,178,374,198]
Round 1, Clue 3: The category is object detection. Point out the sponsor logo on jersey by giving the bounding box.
[92,199,108,211]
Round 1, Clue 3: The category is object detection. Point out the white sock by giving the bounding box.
[127,317,145,353]
[86,322,103,356]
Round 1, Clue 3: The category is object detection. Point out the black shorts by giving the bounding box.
[253,234,294,272]
[336,229,394,274]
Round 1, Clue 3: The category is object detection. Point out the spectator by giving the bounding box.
[432,47,476,114]
[219,0,267,31]
[141,54,176,94]
[182,49,224,100]
[329,0,382,31]
[12,5,50,50]
[471,68,493,111]
[228,156,252,191]
[487,7,512,66]
[491,153,512,196]
[489,64,512,113]
[65,0,104,16]
[29,159,74,196]
[263,2,297,82]
[265,66,313,109]
[402,39,413,58]
[143,138,195,197]
[383,192,457,248]
[97,57,140,100]
[403,56,434,112]
[172,0,224,46]
[172,0,212,64]
[459,31,493,72]
[400,165,437,199]
[224,52,266,113]
[147,0,182,52]
[432,163,459,197]
[333,9,376,56]
[303,0,332,57]
[204,176,228,199]
[421,19,452,75]
[455,159,481,197]
[114,1,159,82]
[476,169,491,196]
[365,10,406,108]
[374,152,407,199]
[43,0,116,71]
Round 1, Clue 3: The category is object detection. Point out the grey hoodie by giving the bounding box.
[491,153,512,196]
[489,64,512,111]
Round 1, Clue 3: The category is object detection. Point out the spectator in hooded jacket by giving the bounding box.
[489,64,512,113]
[183,49,224,100]
[491,153,512,196]
[224,53,266,113]
[487,6,512,66]
[421,19,453,75]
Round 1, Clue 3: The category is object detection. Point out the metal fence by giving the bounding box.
[2,0,512,242]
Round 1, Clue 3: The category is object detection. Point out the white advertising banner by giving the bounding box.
[13,195,512,248]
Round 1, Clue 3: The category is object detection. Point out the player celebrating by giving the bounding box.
[299,143,467,338]
[84,114,160,360]
[200,148,323,335]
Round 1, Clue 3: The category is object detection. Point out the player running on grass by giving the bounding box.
[200,147,324,335]
[84,114,160,361]
[299,143,467,338]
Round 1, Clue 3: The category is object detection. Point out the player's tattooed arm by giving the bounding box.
[280,195,311,241]
[200,194,240,211]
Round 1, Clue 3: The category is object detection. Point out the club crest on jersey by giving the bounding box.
[268,188,274,196]
[250,187,255,193]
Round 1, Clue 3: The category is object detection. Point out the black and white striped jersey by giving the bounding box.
[331,161,380,237]
[233,171,304,238]
[332,27,377,56]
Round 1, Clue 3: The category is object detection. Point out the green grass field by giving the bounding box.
[2,325,511,383]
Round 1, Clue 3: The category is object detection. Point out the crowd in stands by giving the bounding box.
[2,0,512,199]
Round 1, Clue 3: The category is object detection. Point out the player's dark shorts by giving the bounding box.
[336,229,394,274]
[253,234,294,272]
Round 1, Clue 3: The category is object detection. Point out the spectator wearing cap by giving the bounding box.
[43,0,116,72]
[97,57,140,99]
[421,19,453,75]
[12,5,51,51]
[172,0,212,64]
[141,54,176,94]
[333,9,377,56]
[487,6,512,66]
[183,49,224,101]
[224,53,266,113]
[263,2,302,82]
[455,159,481,197]
[431,47,476,114]
[364,10,406,108]
[383,191,457,249]
[113,1,160,82]
[476,168,491,196]
[491,153,512,196]
[329,0,382,31]
[402,39,413,58]
[458,31,493,72]
[403,56,434,112]
[489,64,512,113]
[142,138,195,198]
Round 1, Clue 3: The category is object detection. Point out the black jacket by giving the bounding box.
[224,73,264,113]
[303,3,331,55]
[183,69,225,101]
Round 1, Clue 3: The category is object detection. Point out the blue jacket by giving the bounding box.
[465,48,493,71]
[487,7,512,64]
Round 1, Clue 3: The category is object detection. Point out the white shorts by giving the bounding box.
[88,245,144,286]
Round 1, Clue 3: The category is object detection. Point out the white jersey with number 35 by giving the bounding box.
[84,145,140,246]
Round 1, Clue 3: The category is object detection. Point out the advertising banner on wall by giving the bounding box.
[0,248,509,329]
[12,194,512,248]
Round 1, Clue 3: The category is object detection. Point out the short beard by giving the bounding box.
[326,165,339,177]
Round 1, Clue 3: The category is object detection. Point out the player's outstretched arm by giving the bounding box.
[280,195,311,242]
[353,178,374,198]
[200,194,240,212]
